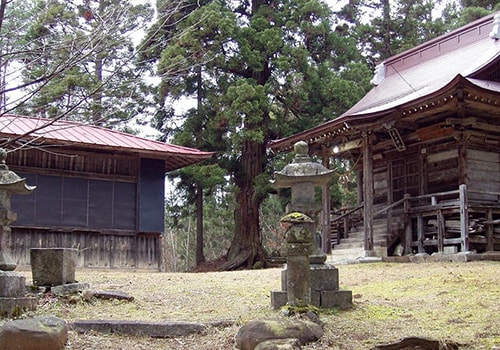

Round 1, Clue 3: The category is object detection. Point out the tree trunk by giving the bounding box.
[221,139,266,270]
[195,183,205,266]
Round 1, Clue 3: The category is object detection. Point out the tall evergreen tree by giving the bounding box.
[6,0,154,130]
[143,0,369,269]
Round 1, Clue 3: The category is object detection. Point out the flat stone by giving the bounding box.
[235,319,323,350]
[71,320,206,338]
[51,283,90,296]
[0,315,67,350]
[83,289,134,301]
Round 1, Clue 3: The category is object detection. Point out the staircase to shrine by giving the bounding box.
[329,218,388,263]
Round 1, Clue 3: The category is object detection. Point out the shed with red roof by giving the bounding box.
[0,114,213,269]
[269,12,500,259]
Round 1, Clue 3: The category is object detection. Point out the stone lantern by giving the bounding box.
[0,148,36,271]
[0,148,37,317]
[270,141,352,310]
[273,140,333,264]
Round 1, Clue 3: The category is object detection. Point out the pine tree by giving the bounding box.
[6,0,154,130]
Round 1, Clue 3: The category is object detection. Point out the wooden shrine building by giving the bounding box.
[269,12,500,258]
[0,115,213,269]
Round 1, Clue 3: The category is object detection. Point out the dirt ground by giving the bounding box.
[16,260,500,349]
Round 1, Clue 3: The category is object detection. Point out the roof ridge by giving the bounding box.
[382,10,499,70]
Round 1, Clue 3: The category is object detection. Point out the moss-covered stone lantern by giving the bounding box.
[270,141,352,310]
[0,148,36,271]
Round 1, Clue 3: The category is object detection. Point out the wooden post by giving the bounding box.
[362,132,374,254]
[417,213,424,253]
[486,208,493,252]
[403,194,412,254]
[437,210,444,253]
[459,184,469,252]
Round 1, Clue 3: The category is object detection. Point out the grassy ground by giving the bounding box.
[16,260,500,349]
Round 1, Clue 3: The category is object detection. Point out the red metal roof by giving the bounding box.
[0,114,214,172]
[269,11,500,151]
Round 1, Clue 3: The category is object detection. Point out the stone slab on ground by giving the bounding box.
[71,319,206,338]
[51,282,90,296]
[83,289,134,301]
[0,315,67,350]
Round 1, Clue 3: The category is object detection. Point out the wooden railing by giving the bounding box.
[330,184,500,254]
[330,204,363,245]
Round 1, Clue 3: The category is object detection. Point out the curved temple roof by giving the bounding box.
[269,11,500,152]
[0,114,214,172]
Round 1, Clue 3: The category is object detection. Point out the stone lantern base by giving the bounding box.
[271,263,352,309]
[0,271,37,318]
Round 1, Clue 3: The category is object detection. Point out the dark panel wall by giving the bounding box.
[11,173,137,231]
[139,158,165,233]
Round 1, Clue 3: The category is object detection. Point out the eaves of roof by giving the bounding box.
[0,115,215,172]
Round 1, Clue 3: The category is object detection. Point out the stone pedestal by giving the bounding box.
[271,264,352,309]
[31,248,78,286]
[0,271,36,317]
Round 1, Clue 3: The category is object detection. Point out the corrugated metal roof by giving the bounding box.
[269,11,500,152]
[0,114,214,172]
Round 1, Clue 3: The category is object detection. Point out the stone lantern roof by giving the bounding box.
[0,149,36,195]
[273,141,333,189]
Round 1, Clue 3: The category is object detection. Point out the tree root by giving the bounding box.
[217,249,252,271]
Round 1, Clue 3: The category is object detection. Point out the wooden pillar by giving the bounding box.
[486,208,493,252]
[417,213,424,253]
[362,132,374,254]
[403,194,412,254]
[459,184,469,252]
[321,150,332,254]
[437,210,444,253]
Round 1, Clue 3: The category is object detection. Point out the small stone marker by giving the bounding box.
[30,248,78,286]
[0,315,68,350]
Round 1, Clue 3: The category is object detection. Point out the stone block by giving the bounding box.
[311,291,320,308]
[30,248,78,286]
[320,290,352,309]
[443,246,458,254]
[270,291,287,310]
[0,271,25,297]
[0,297,37,318]
[281,264,339,292]
[0,315,67,349]
[310,264,339,291]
